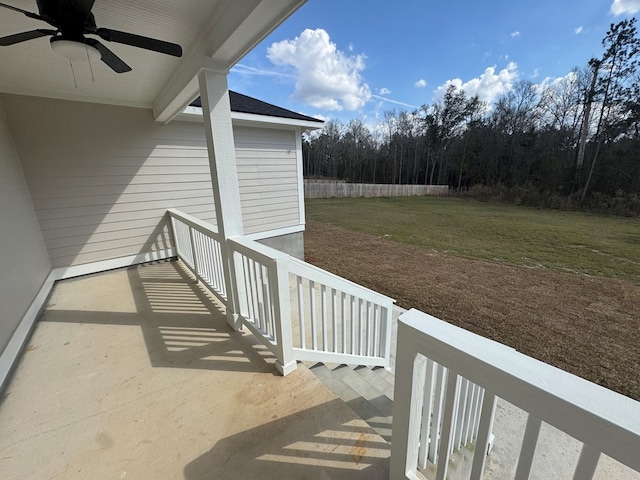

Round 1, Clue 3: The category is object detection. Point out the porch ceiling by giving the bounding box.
[0,0,305,121]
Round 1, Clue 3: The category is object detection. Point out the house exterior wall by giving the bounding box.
[234,126,301,235]
[2,94,214,269]
[257,231,304,260]
[0,98,51,356]
[1,95,305,269]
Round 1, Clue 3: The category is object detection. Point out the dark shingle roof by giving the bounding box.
[190,91,323,123]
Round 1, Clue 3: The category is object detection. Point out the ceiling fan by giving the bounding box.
[0,0,182,73]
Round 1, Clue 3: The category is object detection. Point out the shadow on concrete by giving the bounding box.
[183,398,390,480]
[40,260,277,374]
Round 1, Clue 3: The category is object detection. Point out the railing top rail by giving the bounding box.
[399,308,640,472]
[167,208,221,239]
[288,256,395,305]
[228,235,290,265]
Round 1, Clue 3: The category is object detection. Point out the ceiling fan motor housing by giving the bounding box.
[50,36,101,62]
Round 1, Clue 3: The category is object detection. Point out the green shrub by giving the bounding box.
[462,185,640,217]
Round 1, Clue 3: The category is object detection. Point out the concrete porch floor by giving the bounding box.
[0,260,390,479]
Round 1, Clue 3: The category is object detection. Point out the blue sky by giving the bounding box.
[229,0,640,124]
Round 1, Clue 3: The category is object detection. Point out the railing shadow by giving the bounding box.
[183,398,390,479]
[41,259,277,374]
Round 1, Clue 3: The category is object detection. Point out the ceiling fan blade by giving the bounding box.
[96,28,182,57]
[0,2,50,23]
[85,38,131,73]
[0,29,56,46]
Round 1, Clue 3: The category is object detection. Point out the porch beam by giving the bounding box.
[153,0,307,123]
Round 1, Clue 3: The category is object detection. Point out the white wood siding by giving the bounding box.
[0,98,51,354]
[234,126,301,235]
[2,95,216,268]
[1,95,303,269]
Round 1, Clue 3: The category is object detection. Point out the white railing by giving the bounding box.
[288,257,394,368]
[228,236,296,375]
[167,209,395,375]
[417,361,487,471]
[391,309,640,480]
[168,210,227,304]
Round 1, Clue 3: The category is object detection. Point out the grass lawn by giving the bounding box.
[306,196,640,282]
[304,196,640,400]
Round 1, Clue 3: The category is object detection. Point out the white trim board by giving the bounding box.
[0,271,57,392]
[178,106,324,130]
[0,248,176,392]
[53,248,175,280]
[244,225,304,241]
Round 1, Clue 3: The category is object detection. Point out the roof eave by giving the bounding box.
[177,107,325,130]
[152,0,307,124]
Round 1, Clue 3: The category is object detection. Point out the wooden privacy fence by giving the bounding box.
[304,180,448,199]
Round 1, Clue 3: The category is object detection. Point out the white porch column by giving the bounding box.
[198,66,243,329]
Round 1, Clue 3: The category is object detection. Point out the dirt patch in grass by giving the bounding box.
[304,219,640,401]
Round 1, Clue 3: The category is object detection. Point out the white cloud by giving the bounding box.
[511,31,520,38]
[610,0,640,15]
[379,87,392,95]
[266,28,371,111]
[537,70,579,89]
[415,79,427,88]
[531,68,540,79]
[574,26,584,34]
[434,62,519,104]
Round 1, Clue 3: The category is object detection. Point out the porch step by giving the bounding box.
[304,362,395,442]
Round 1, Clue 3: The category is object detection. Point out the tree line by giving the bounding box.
[303,19,640,210]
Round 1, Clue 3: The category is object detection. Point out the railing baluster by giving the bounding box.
[256,260,267,332]
[218,240,226,298]
[350,295,356,354]
[453,378,469,451]
[435,370,460,480]
[309,280,317,350]
[200,233,209,283]
[244,256,254,320]
[199,233,208,283]
[297,275,305,349]
[470,390,497,480]
[250,258,261,328]
[200,232,208,281]
[472,385,484,440]
[373,305,383,357]
[211,238,219,290]
[188,225,198,279]
[514,415,542,480]
[209,236,216,287]
[419,358,437,469]
[366,301,372,356]
[358,298,364,355]
[321,284,327,351]
[463,382,477,445]
[260,265,271,338]
[341,292,347,354]
[331,288,337,352]
[429,363,446,463]
[572,444,601,480]
[267,267,275,338]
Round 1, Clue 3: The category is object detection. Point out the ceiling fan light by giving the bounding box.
[50,38,101,63]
